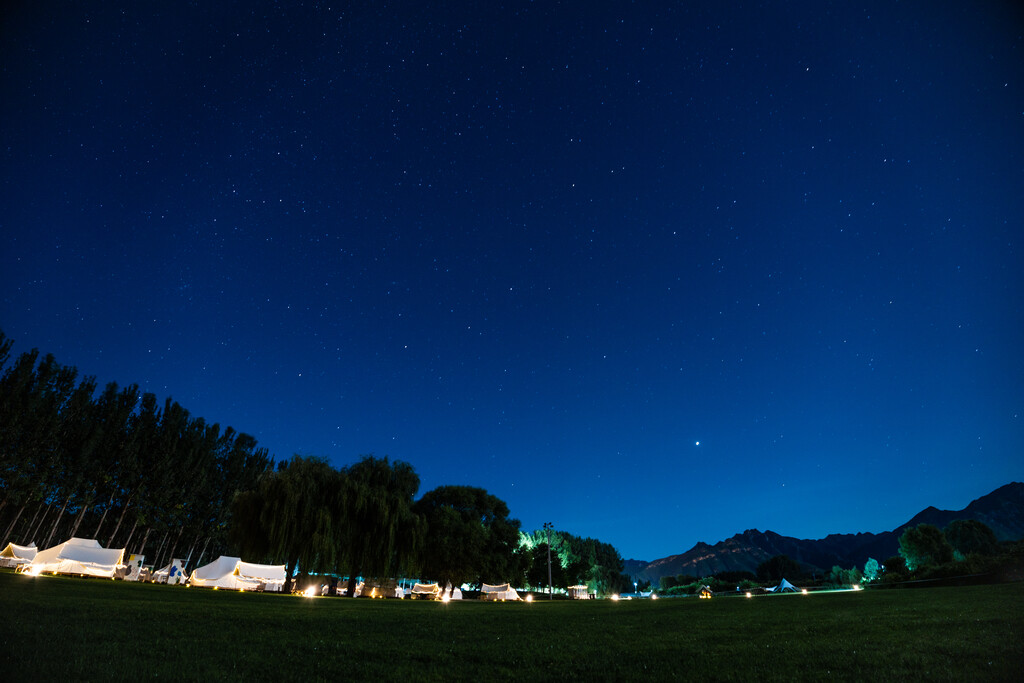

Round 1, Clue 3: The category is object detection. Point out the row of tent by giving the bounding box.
[2,538,286,591]
[408,582,521,601]
[4,539,569,599]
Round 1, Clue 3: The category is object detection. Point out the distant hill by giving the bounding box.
[627,482,1024,584]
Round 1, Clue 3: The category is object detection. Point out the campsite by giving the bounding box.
[2,570,1021,680]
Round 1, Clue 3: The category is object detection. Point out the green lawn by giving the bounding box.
[2,572,1021,680]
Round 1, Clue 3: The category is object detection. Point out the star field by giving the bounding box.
[2,1,1022,560]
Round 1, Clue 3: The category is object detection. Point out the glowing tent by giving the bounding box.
[769,578,800,593]
[480,583,521,601]
[410,582,441,599]
[0,542,37,568]
[27,538,124,578]
[568,585,591,599]
[188,556,286,591]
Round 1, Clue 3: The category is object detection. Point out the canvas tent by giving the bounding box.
[410,582,441,599]
[480,583,521,601]
[442,583,463,600]
[0,542,36,568]
[153,559,186,585]
[568,585,591,600]
[27,538,124,578]
[768,578,799,593]
[188,556,286,591]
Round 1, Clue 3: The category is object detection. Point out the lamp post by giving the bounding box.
[543,522,553,600]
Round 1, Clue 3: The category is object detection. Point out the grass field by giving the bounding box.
[2,572,1021,681]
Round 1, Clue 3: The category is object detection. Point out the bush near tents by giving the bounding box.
[654,576,763,597]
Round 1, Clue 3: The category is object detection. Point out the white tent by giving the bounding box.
[768,578,800,593]
[0,542,37,568]
[153,558,186,585]
[568,585,591,600]
[188,556,286,591]
[27,538,124,578]
[411,582,441,599]
[480,583,521,601]
[441,583,463,601]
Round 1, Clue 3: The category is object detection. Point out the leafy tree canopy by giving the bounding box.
[943,519,998,559]
[414,485,523,587]
[756,555,802,582]
[899,523,954,571]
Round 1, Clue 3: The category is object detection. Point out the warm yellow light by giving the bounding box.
[611,594,619,601]
[853,584,861,591]
[651,593,658,600]
[303,586,317,598]
[745,592,752,598]
[442,593,450,603]
[525,594,533,602]
[802,589,808,595]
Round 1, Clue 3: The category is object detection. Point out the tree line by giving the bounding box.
[0,332,630,594]
[0,332,273,572]
[228,456,633,595]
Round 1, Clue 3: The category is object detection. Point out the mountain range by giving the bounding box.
[624,482,1024,584]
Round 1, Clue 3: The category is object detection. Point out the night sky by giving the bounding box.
[2,1,1022,561]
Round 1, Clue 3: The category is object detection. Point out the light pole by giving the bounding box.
[543,522,553,600]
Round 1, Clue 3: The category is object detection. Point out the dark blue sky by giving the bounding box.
[2,1,1022,560]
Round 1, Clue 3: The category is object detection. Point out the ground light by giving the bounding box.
[611,594,619,601]
[745,592,752,598]
[525,594,533,602]
[303,586,317,598]
[651,593,658,600]
[442,593,450,603]
[802,589,808,595]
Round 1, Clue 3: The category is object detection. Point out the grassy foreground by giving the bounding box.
[1,572,1021,681]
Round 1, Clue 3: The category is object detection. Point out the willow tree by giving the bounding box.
[229,455,339,592]
[337,456,423,596]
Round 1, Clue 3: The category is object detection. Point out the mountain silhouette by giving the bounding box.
[626,482,1024,584]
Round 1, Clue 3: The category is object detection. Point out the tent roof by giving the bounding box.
[237,560,286,582]
[1,542,37,560]
[481,583,511,592]
[412,582,440,593]
[191,556,241,581]
[190,556,287,588]
[29,538,124,576]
